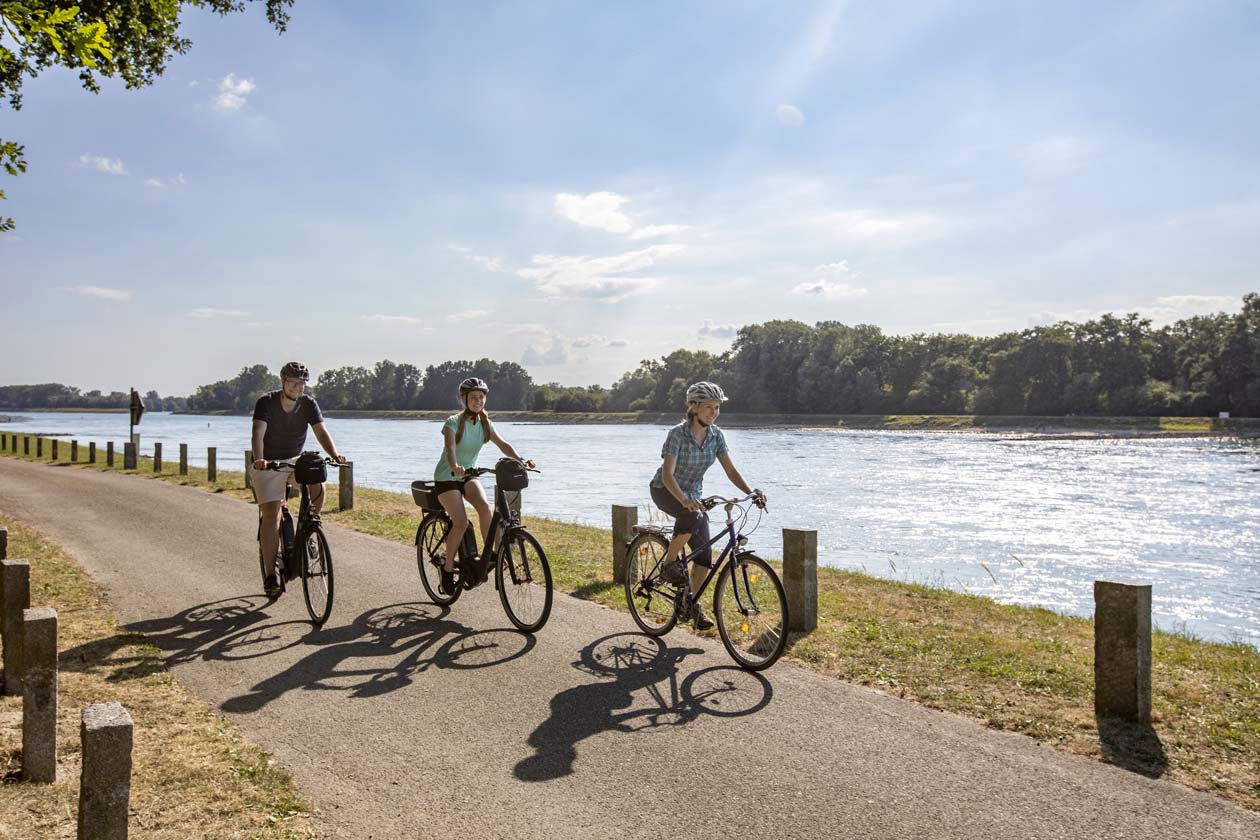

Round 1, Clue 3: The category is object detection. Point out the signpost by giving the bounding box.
[129,389,145,449]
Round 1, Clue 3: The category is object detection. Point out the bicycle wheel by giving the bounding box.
[496,529,553,633]
[300,526,334,625]
[624,532,681,637]
[416,515,461,606]
[713,552,788,671]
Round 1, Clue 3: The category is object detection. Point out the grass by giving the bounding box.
[0,512,315,839]
[2,430,1258,812]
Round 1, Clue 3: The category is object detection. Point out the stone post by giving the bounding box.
[21,607,57,783]
[207,447,217,483]
[783,528,817,633]
[36,438,43,458]
[339,461,354,511]
[153,442,162,472]
[106,441,115,466]
[71,440,79,462]
[1,558,31,695]
[89,441,97,464]
[78,702,134,839]
[244,450,253,489]
[24,435,30,455]
[179,443,188,476]
[123,442,137,470]
[1094,580,1152,723]
[51,439,59,461]
[0,526,6,559]
[612,505,638,584]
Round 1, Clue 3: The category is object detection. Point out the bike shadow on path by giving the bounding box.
[113,596,536,713]
[514,633,774,782]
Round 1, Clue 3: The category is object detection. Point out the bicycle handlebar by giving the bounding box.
[263,457,349,471]
[700,490,767,511]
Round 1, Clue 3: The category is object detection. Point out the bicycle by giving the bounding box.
[411,457,553,633]
[623,491,789,671]
[257,455,347,625]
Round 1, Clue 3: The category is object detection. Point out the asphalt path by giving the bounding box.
[1,456,1256,839]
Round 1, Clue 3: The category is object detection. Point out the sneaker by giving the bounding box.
[264,570,283,600]
[440,566,457,596]
[689,603,715,631]
[658,559,688,586]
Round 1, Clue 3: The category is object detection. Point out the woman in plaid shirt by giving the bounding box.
[649,381,767,629]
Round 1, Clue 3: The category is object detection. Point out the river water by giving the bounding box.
[4,411,1258,646]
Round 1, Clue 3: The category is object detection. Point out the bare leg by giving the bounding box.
[437,490,468,573]
[464,480,493,548]
[309,481,325,515]
[258,500,284,579]
[663,532,691,564]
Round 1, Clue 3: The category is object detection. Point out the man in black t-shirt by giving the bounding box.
[251,361,347,597]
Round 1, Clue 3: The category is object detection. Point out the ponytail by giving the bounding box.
[455,408,493,444]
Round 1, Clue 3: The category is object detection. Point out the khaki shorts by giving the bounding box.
[250,460,323,504]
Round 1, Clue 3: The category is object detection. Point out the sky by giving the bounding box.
[1,0,1257,395]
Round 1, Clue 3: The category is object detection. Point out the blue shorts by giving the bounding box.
[649,483,713,567]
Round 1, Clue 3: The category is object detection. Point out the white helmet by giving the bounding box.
[685,381,728,404]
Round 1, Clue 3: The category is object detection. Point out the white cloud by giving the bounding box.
[822,210,944,237]
[573,334,625,349]
[628,224,691,240]
[794,278,869,298]
[213,74,256,111]
[1142,295,1239,325]
[70,285,131,301]
[554,191,633,233]
[359,314,424,326]
[609,338,630,347]
[79,155,126,175]
[521,336,569,366]
[776,104,805,127]
[446,309,489,323]
[517,244,683,302]
[447,245,502,272]
[144,178,164,188]
[189,307,249,318]
[698,320,739,340]
[177,173,187,185]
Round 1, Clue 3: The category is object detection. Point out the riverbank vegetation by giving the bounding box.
[0,512,315,838]
[3,433,1257,809]
[5,295,1258,418]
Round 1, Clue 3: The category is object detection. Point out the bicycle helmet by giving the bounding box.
[459,377,489,394]
[685,381,728,403]
[280,362,310,381]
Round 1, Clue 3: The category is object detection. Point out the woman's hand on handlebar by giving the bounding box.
[252,458,267,471]
[683,497,705,513]
[452,465,466,477]
[752,489,768,509]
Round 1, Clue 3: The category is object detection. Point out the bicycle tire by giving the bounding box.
[300,526,334,625]
[713,552,788,671]
[496,529,553,633]
[624,532,681,637]
[416,514,461,606]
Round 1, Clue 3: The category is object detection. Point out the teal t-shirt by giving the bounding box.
[433,413,489,481]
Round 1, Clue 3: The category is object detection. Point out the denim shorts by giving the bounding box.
[649,483,713,567]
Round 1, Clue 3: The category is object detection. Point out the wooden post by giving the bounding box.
[153,442,162,472]
[339,461,354,511]
[71,440,79,462]
[179,443,188,476]
[123,442,137,470]
[0,526,6,559]
[1,558,31,696]
[245,450,253,489]
[79,702,134,839]
[783,528,817,633]
[1094,581,1152,723]
[1,433,6,449]
[612,505,638,584]
[106,441,115,467]
[51,439,59,461]
[36,438,43,458]
[21,607,57,783]
[207,447,217,483]
[24,435,31,456]
[89,441,97,464]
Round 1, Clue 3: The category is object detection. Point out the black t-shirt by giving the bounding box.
[252,391,324,460]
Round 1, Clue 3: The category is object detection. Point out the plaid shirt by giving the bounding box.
[650,422,729,499]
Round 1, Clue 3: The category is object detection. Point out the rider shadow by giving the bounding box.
[513,633,774,782]
[218,602,536,713]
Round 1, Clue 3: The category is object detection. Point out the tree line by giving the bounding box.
[4,295,1257,416]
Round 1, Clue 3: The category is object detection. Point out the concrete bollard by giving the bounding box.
[89,441,97,463]
[207,447,217,483]
[21,607,57,783]
[245,450,253,489]
[123,442,137,470]
[1094,581,1152,723]
[783,528,817,633]
[1,558,31,696]
[51,439,59,461]
[339,461,354,510]
[612,505,638,584]
[107,441,115,467]
[0,526,6,559]
[79,702,134,839]
[179,443,188,476]
[153,442,162,472]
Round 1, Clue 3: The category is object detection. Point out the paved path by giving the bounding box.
[1,456,1256,839]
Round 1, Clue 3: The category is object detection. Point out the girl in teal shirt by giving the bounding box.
[433,377,533,594]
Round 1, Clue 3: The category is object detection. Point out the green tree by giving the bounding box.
[0,0,292,231]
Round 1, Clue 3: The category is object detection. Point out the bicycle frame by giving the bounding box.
[672,505,759,612]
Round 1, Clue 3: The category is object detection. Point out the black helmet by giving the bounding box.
[459,377,489,394]
[280,362,310,381]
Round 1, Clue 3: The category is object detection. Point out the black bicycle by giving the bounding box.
[623,492,788,671]
[411,458,553,633]
[258,455,346,625]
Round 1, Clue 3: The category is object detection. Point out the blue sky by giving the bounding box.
[2,0,1257,395]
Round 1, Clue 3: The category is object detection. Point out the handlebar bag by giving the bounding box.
[294,451,328,485]
[494,458,529,491]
